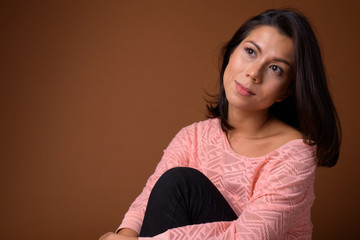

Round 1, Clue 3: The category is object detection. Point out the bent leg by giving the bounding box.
[139,167,237,237]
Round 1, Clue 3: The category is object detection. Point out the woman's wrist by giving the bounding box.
[118,228,139,237]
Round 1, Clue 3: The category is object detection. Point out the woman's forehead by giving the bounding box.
[242,26,294,63]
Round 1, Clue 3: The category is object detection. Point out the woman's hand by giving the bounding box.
[99,232,138,240]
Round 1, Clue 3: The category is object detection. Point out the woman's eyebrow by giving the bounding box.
[246,40,262,53]
[273,58,291,68]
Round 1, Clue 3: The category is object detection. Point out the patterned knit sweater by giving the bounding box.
[118,118,317,239]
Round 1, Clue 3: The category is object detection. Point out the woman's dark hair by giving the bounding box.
[207,9,341,167]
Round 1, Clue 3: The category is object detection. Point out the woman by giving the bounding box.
[100,8,341,240]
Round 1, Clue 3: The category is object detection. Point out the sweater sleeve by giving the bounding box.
[138,142,317,240]
[117,126,194,234]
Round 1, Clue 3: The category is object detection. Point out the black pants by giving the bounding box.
[139,167,238,237]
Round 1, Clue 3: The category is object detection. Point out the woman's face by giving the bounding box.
[223,25,294,114]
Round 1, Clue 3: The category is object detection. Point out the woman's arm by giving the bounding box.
[99,231,137,240]
[99,228,138,239]
[118,228,139,237]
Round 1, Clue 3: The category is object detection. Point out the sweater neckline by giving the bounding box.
[215,119,305,160]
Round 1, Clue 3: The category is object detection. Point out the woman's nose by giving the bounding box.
[246,63,262,83]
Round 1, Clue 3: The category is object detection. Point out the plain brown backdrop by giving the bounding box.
[1,0,359,239]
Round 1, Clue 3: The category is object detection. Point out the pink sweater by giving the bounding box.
[118,118,317,239]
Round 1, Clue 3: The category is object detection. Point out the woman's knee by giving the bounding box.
[158,167,204,183]
[153,167,204,192]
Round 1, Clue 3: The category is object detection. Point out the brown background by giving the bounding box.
[1,0,359,239]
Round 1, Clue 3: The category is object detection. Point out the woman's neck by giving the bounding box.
[227,107,273,139]
[225,107,303,157]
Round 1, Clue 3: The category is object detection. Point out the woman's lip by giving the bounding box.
[235,81,255,96]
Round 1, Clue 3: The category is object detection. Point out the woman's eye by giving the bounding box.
[270,65,283,74]
[245,47,255,56]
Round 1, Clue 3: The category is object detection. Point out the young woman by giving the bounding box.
[100,8,341,240]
